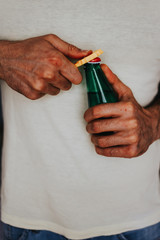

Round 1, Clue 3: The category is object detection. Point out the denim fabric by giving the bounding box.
[1,221,160,240]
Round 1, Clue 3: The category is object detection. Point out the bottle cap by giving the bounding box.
[75,49,103,67]
[88,57,101,64]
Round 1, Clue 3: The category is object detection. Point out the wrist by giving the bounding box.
[0,59,5,80]
[0,40,14,80]
[0,41,9,79]
[145,103,160,142]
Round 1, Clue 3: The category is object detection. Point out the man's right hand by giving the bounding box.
[0,34,91,99]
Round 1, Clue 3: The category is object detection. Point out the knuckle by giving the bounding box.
[33,80,46,92]
[43,70,55,79]
[126,119,138,129]
[130,119,139,129]
[128,146,137,158]
[128,88,133,95]
[50,56,63,68]
[123,88,133,99]
[114,74,119,80]
[67,44,78,53]
[125,87,132,95]
[128,134,139,144]
[49,33,56,38]
[44,33,56,40]
[126,102,135,114]
[123,120,131,129]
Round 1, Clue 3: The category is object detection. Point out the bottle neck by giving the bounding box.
[84,62,100,70]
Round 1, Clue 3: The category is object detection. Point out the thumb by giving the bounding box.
[101,64,133,101]
[43,34,92,59]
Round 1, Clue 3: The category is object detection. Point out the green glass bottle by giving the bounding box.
[84,57,118,108]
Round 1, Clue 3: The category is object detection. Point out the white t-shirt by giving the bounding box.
[0,0,160,239]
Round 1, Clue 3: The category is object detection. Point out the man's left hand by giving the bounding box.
[84,64,159,158]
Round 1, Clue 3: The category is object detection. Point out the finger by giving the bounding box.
[20,60,73,91]
[86,118,128,134]
[84,101,136,123]
[84,102,125,123]
[95,145,137,158]
[35,49,83,85]
[29,78,60,96]
[44,84,60,95]
[33,79,60,95]
[42,53,83,85]
[101,64,133,100]
[60,57,83,85]
[23,87,45,100]
[43,34,92,59]
[30,77,60,95]
[91,132,136,148]
[6,74,45,100]
[5,68,46,100]
[31,61,74,89]
[25,73,59,95]
[47,72,72,91]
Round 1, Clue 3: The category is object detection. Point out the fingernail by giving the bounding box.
[83,50,92,54]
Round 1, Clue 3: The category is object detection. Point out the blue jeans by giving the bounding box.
[1,222,160,240]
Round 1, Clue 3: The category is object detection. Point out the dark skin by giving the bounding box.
[0,34,91,99]
[0,35,159,158]
[84,64,160,158]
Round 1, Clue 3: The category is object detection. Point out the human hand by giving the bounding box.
[84,64,159,158]
[0,34,91,99]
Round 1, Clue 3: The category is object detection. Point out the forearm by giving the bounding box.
[0,40,10,79]
[0,40,21,80]
[145,96,160,142]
